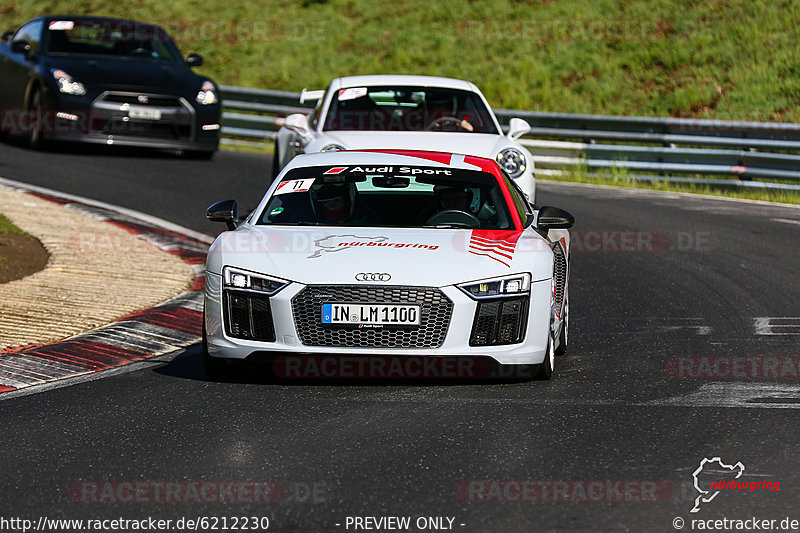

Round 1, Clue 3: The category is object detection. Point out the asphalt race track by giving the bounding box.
[1,140,800,532]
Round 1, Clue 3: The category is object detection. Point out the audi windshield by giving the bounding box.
[258,165,516,229]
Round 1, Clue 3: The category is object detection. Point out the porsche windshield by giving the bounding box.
[322,86,499,134]
[258,165,515,229]
[44,19,180,62]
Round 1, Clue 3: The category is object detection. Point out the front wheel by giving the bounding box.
[28,88,47,150]
[534,334,555,380]
[555,293,568,357]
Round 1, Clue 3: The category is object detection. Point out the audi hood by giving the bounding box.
[206,226,554,287]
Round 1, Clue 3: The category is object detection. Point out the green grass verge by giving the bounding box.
[0,213,28,236]
[4,0,800,122]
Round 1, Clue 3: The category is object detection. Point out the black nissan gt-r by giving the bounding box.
[0,15,220,158]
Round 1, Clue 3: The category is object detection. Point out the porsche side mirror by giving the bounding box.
[10,39,31,56]
[186,53,203,67]
[207,200,238,230]
[537,206,574,230]
[284,113,314,143]
[1,31,13,42]
[285,113,309,134]
[507,117,531,141]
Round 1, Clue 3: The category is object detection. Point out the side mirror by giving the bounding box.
[10,39,31,55]
[185,53,203,67]
[507,117,531,141]
[207,199,238,231]
[1,31,13,42]
[284,112,314,143]
[537,206,574,230]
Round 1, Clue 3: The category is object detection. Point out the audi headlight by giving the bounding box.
[51,69,86,96]
[321,143,346,152]
[496,148,527,179]
[196,80,218,105]
[223,266,289,296]
[458,273,531,299]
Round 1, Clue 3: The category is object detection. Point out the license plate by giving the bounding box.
[322,303,420,325]
[128,106,161,120]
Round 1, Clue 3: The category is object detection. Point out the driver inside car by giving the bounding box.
[437,185,473,211]
[310,181,374,225]
[420,184,476,225]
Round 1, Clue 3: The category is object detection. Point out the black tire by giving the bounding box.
[28,87,47,150]
[202,324,235,380]
[534,334,555,381]
[555,293,568,357]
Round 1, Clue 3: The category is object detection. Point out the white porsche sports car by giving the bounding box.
[204,150,572,380]
[274,75,537,202]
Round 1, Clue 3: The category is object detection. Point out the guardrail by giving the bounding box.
[220,85,800,190]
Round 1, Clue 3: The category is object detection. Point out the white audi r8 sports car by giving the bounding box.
[274,75,537,202]
[204,150,572,380]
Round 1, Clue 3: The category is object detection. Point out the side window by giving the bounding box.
[13,20,43,52]
[500,169,532,226]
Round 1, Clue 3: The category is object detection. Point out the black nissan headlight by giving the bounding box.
[458,273,531,299]
[51,69,86,96]
[196,80,219,105]
[223,266,289,295]
[496,148,527,179]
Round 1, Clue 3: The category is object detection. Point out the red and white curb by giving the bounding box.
[0,178,212,394]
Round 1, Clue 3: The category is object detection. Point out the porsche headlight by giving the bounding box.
[458,273,531,299]
[223,266,289,296]
[321,143,346,152]
[51,69,86,96]
[496,148,527,179]
[196,80,218,105]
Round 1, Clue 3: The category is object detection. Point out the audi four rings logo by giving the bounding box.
[355,273,391,282]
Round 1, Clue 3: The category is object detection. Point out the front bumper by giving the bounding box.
[41,89,220,152]
[204,272,552,366]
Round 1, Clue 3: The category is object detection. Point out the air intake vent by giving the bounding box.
[224,291,276,342]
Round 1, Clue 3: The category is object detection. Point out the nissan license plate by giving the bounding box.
[128,106,162,120]
[322,303,420,325]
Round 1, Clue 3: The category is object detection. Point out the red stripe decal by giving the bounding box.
[0,385,17,393]
[467,246,514,260]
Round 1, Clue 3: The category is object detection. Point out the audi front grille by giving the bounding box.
[291,285,453,348]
